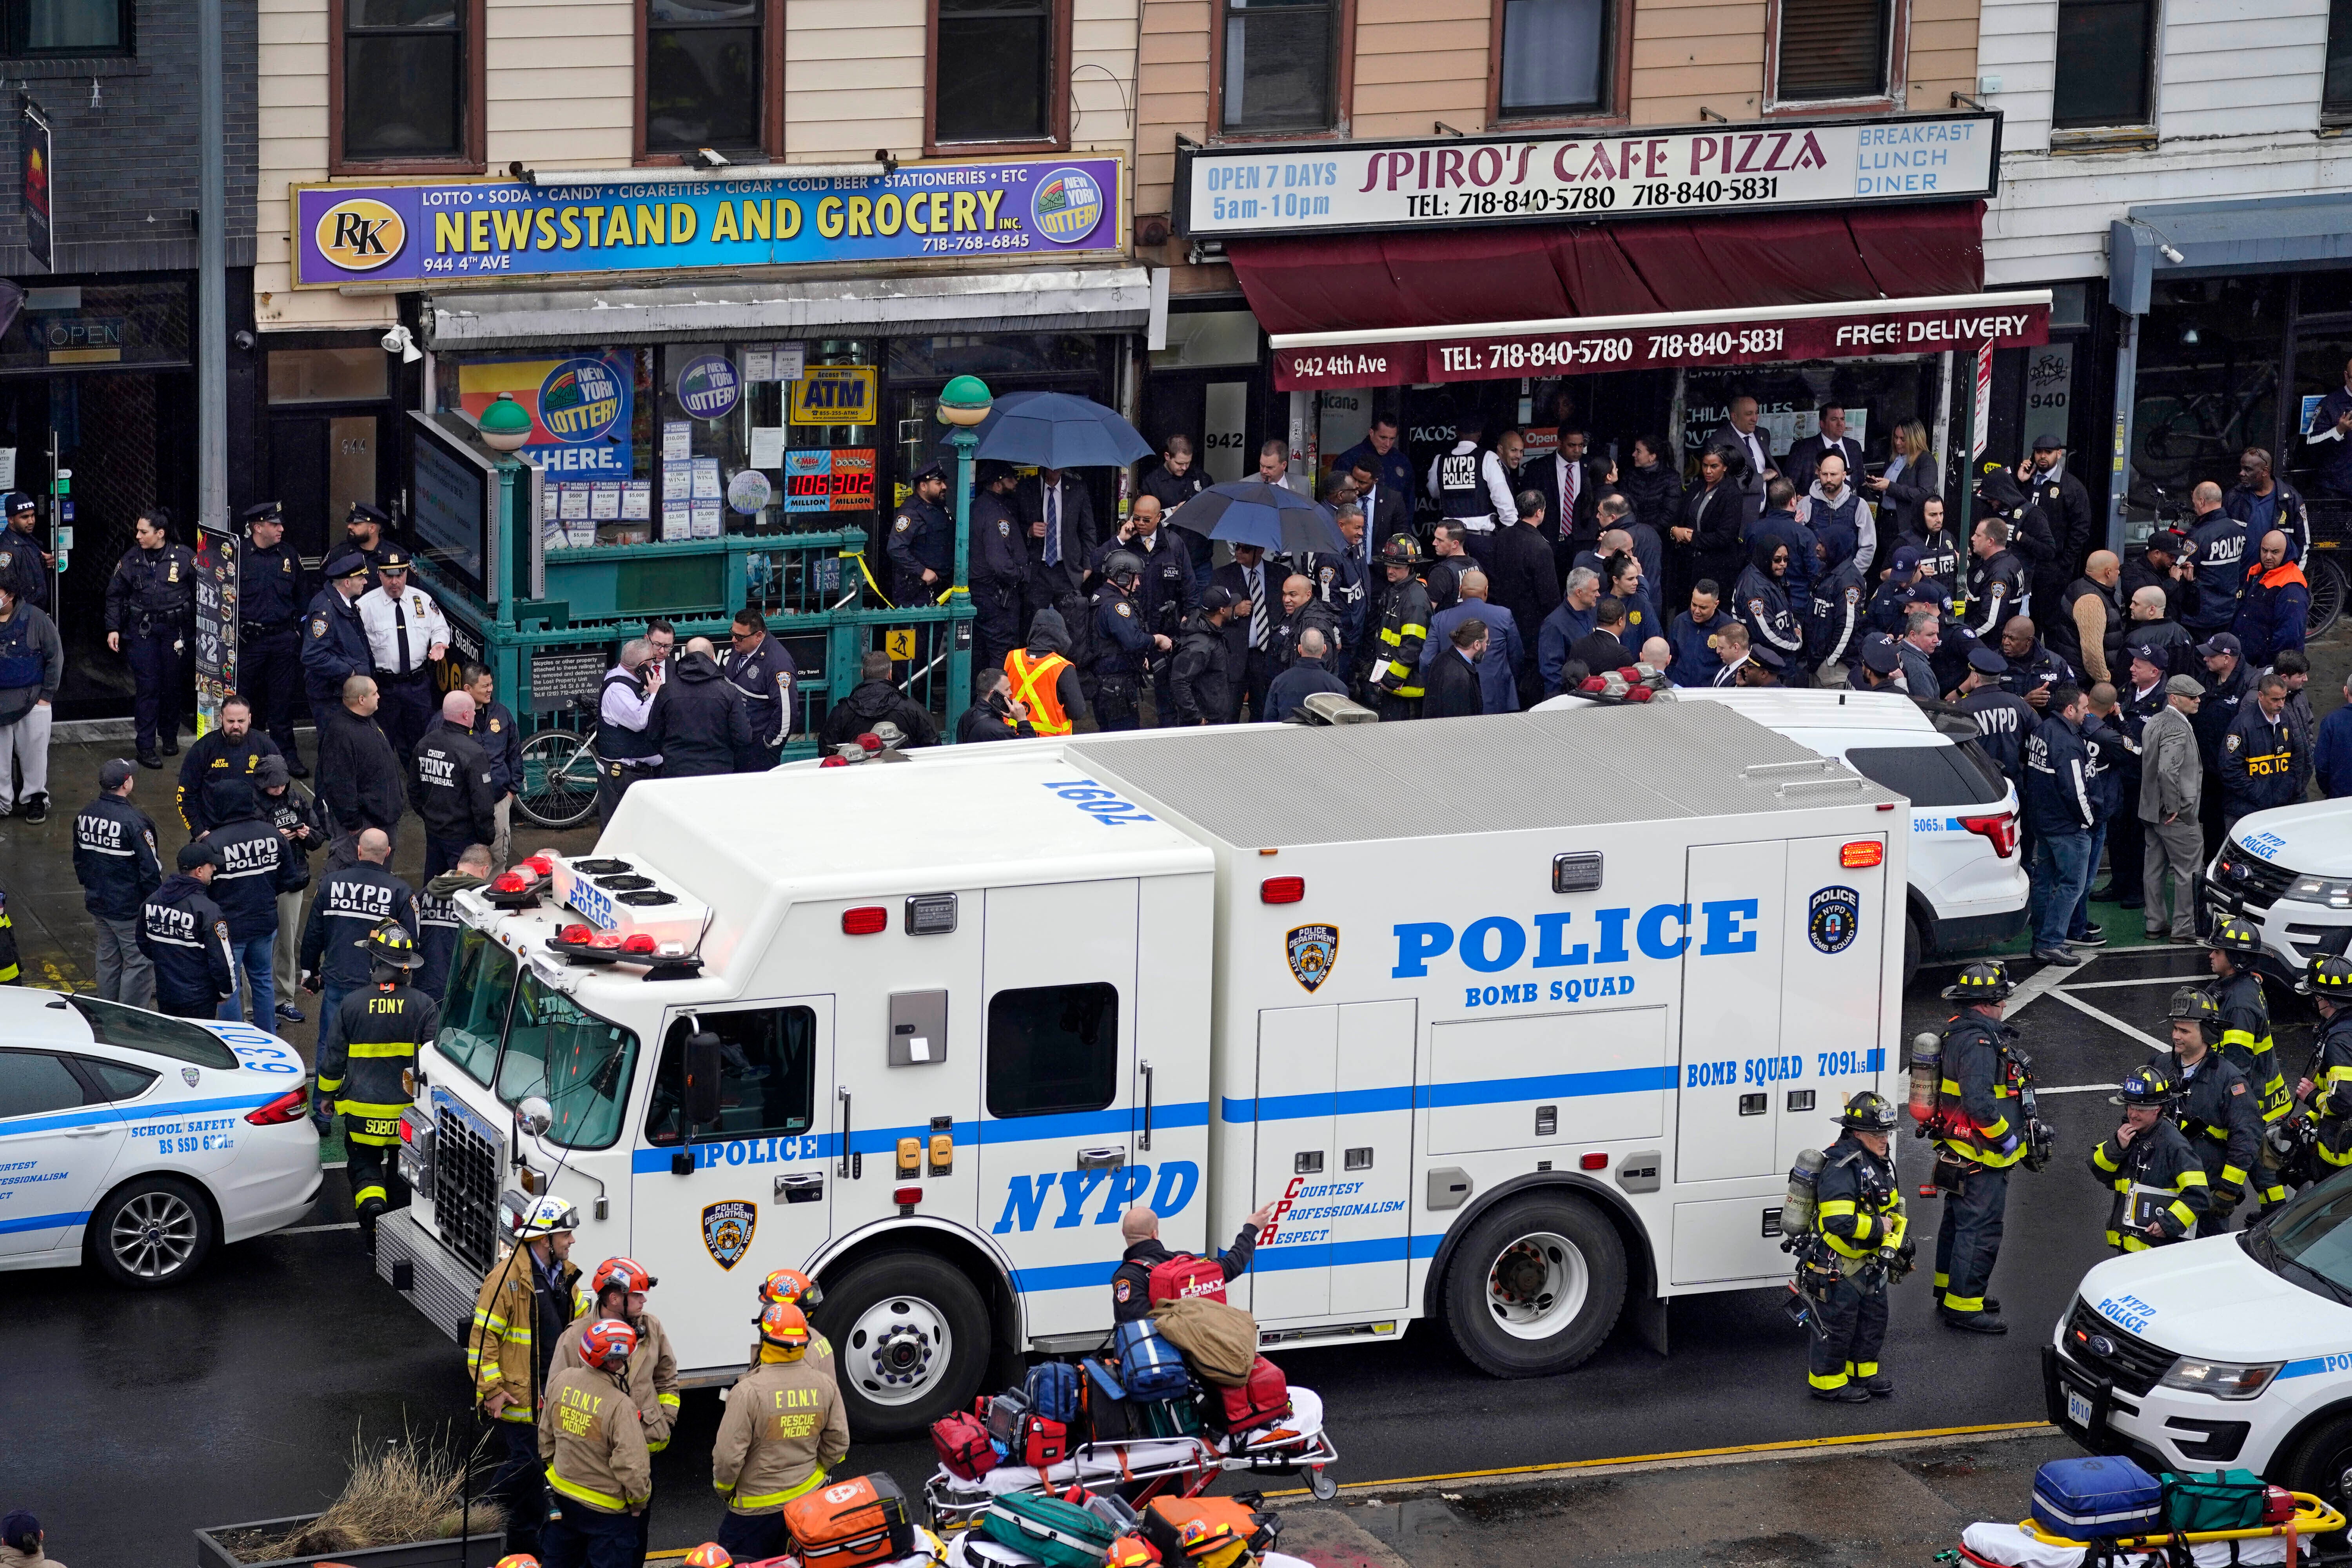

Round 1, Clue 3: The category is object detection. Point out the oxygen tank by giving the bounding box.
[1907,1030,1942,1125]
[1782,1147,1827,1238]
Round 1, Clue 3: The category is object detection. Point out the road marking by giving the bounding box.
[1250,1421,2057,1498]
[275,1221,360,1235]
[2046,987,2171,1052]
[2005,957,2082,1015]
[2038,1083,2123,1096]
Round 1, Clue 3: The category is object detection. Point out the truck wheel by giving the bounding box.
[1441,1192,1626,1377]
[2282,1410,2352,1527]
[815,1251,991,1440]
[88,1175,215,1288]
[1903,915,1922,990]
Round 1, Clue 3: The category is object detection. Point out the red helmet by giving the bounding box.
[683,1546,734,1568]
[759,1267,823,1308]
[579,1317,639,1372]
[591,1256,657,1297]
[756,1301,811,1350]
[494,1557,542,1568]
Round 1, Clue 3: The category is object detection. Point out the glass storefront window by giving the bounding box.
[1679,362,1937,478]
[0,279,191,373]
[2131,277,2285,508]
[889,334,1102,379]
[268,347,390,405]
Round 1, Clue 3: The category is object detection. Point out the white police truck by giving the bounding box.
[377,701,1907,1437]
[2048,1176,2352,1509]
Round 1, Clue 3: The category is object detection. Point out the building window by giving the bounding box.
[2331,0,2352,121]
[2053,0,2155,127]
[1773,0,1891,102]
[1222,0,1336,132]
[935,0,1054,143]
[646,0,763,156]
[2,0,129,54]
[342,0,465,161]
[1498,0,1609,117]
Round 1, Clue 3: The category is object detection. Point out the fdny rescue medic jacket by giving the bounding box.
[540,1361,653,1514]
[711,1354,851,1514]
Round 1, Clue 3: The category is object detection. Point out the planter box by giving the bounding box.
[195,1514,510,1568]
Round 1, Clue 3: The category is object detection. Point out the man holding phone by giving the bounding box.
[1999,616,2073,712]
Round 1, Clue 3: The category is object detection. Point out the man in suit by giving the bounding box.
[1784,405,1866,495]
[1347,454,1414,557]
[1422,619,1489,719]
[1016,466,1100,626]
[1210,543,1279,722]
[1529,428,1601,555]
[1713,395,1780,493]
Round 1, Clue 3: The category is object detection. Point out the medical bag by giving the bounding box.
[2028,1456,2164,1539]
[783,1474,918,1568]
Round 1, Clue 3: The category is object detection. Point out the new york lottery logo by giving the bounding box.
[1032,169,1105,243]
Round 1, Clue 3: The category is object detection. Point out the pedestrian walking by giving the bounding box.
[139,842,239,1020]
[314,923,435,1250]
[197,778,305,1023]
[235,501,308,771]
[299,828,418,1053]
[2139,675,2205,941]
[72,759,160,1008]
[0,579,61,821]
[1795,1091,1909,1403]
[317,675,406,856]
[413,689,500,878]
[418,843,492,1003]
[470,1196,581,1563]
[103,506,196,768]
[462,663,521,868]
[255,752,325,1025]
[2024,685,2096,964]
[176,695,280,833]
[710,1303,849,1563]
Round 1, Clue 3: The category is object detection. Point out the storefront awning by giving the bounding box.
[1268,289,2052,389]
[422,265,1153,352]
[2111,193,2352,315]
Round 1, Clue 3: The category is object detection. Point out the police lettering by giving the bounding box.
[1392,901,1760,978]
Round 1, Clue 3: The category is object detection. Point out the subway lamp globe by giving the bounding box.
[937,375,993,427]
[479,392,533,453]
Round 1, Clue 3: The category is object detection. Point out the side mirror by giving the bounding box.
[684,1031,722,1129]
[516,1095,554,1138]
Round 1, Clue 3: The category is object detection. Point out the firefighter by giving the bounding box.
[1370,534,1431,720]
[313,923,437,1251]
[711,1302,851,1564]
[2090,1065,2208,1251]
[2303,955,2352,1174]
[753,1268,837,1385]
[554,1258,681,1454]
[539,1317,652,1568]
[471,1196,581,1563]
[1933,961,2033,1333]
[2158,987,2263,1220]
[1802,1091,1909,1403]
[2207,918,2293,1213]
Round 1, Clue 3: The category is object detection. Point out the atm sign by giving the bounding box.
[789,366,877,425]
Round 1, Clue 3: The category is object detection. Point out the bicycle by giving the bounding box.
[514,697,602,829]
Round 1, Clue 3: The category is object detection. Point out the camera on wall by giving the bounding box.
[381,323,422,364]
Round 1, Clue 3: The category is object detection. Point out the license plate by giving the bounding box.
[2065,1387,2094,1430]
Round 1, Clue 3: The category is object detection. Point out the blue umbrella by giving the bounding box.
[1166,481,1345,557]
[937,389,1153,468]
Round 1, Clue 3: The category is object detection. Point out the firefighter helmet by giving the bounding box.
[1378,534,1423,566]
[494,1557,541,1568]
[683,1547,734,1568]
[1837,1090,1899,1132]
[1106,1538,1154,1568]
[591,1256,657,1298]
[2112,1063,2180,1109]
[359,921,423,970]
[2316,955,2352,998]
[579,1317,639,1372]
[1101,550,1143,587]
[2163,986,2223,1040]
[759,1266,824,1309]
[1940,960,2014,1003]
[2209,916,2261,957]
[507,1194,581,1240]
[756,1301,811,1355]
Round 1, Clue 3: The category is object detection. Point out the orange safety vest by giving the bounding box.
[1005,648,1074,735]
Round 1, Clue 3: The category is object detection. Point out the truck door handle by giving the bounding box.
[1138,1060,1154,1152]
[837,1087,857,1180]
[1076,1146,1127,1169]
[776,1174,823,1203]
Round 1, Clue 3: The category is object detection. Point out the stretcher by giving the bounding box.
[924,1388,1339,1532]
[1950,1494,2346,1568]
[947,1534,1321,1568]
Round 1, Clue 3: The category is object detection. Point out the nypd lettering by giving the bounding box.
[1391,900,1760,979]
[992,1159,1198,1234]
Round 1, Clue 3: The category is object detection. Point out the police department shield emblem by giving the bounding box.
[701,1200,757,1269]
[1808,886,1860,955]
[1287,924,1338,992]
[181,1066,200,1087]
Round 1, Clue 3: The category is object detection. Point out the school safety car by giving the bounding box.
[0,989,321,1286]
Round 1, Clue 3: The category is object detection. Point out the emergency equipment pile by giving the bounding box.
[1952,1453,2342,1566]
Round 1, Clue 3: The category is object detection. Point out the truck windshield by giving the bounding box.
[496,971,639,1151]
[2250,1171,2352,1305]
[434,929,517,1085]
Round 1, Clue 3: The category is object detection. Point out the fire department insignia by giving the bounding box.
[1287,924,1338,992]
[1808,886,1859,955]
[701,1200,757,1269]
[181,1066,200,1087]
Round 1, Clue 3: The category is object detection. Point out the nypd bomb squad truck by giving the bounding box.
[377,701,1907,1438]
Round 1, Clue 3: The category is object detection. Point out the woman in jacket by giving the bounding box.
[1619,436,1685,542]
[1674,445,1748,610]
[1734,535,1808,675]
[1869,419,1940,539]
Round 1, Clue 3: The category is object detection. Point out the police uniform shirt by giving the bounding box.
[886,496,952,593]
[239,539,303,630]
[300,862,420,987]
[105,543,198,633]
[724,635,797,747]
[1093,586,1151,677]
[357,581,451,677]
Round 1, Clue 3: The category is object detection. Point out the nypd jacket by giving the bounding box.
[200,787,307,941]
[72,794,162,920]
[138,874,238,1014]
[1959,687,2036,788]
[722,633,797,751]
[2191,657,2256,771]
[176,729,282,832]
[299,587,375,709]
[1733,555,1805,663]
[299,860,419,988]
[103,543,196,634]
[2089,1118,2207,1251]
[2024,710,2095,836]
[2220,700,2308,817]
[2182,511,2248,634]
[418,869,484,1002]
[259,782,329,895]
[2225,477,2310,565]
[1965,549,2029,637]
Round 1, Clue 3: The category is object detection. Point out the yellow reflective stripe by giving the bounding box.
[315,1076,344,1093]
[498,1406,534,1423]
[658,1393,681,1411]
[344,1042,416,1057]
[1977,1115,2011,1139]
[734,1465,831,1510]
[649,1438,670,1453]
[2169,1200,2200,1229]
[545,1467,626,1511]
[1401,622,1427,637]
[1852,1361,1879,1378]
[1943,1294,1984,1312]
[1816,1200,1858,1217]
[1808,1370,1849,1390]
[2104,1229,2122,1247]
[2177,1169,2210,1187]
[2220,1165,2250,1185]
[2220,1028,2259,1049]
[354,1184,388,1205]
[2092,1145,2120,1173]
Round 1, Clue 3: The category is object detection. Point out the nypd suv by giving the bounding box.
[0,989,321,1286]
[2205,799,2352,986]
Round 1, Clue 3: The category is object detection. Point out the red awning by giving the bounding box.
[1224,201,2035,388]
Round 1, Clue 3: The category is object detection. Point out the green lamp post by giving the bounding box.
[477,391,534,454]
[936,374,993,728]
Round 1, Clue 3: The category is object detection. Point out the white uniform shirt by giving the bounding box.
[357,583,452,677]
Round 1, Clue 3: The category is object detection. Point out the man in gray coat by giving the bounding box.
[2140,674,2206,942]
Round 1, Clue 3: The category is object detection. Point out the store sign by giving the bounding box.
[1178,114,1996,238]
[1269,294,2051,390]
[784,449,876,512]
[789,366,877,425]
[193,527,238,736]
[676,354,741,421]
[457,354,633,475]
[290,156,1125,287]
[21,98,51,274]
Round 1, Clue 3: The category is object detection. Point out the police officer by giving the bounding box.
[723,608,797,767]
[1370,535,1432,720]
[1958,648,2035,792]
[2220,670,2308,837]
[256,752,327,1025]
[2091,1065,2209,1251]
[887,462,953,604]
[1799,1091,1909,1403]
[1964,519,2029,640]
[1090,552,1164,732]
[105,506,198,767]
[539,1317,653,1564]
[2305,956,2352,1176]
[969,460,1028,674]
[176,695,281,833]
[358,549,450,764]
[237,500,308,771]
[2206,920,2292,1198]
[298,827,419,1052]
[2181,482,2247,639]
[0,492,51,612]
[1310,505,1372,660]
[1426,409,1512,544]
[301,552,376,719]
[1111,1201,1279,1323]
[1932,961,2034,1333]
[2160,987,2264,1228]
[412,689,499,879]
[139,841,239,1019]
[315,922,437,1248]
[343,501,396,591]
[710,1303,849,1563]
[72,758,161,1007]
[419,842,491,1004]
[1095,495,1196,719]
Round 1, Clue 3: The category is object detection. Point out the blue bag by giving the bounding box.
[1026,1360,1082,1424]
[2031,1456,2164,1540]
[1113,1317,1192,1401]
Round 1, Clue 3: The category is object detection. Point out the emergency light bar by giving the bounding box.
[547,853,713,950]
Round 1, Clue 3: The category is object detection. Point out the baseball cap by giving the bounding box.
[2149,528,2188,555]
[2166,674,2206,698]
[1889,545,1921,575]
[1858,634,1901,675]
[2031,433,2065,452]
[98,757,136,789]
[1967,645,2009,675]
[1200,585,1236,613]
[324,551,370,581]
[4,493,31,515]
[178,842,219,871]
[2196,632,2243,658]
[2126,642,2165,669]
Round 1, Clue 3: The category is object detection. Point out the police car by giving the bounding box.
[2204,799,2352,987]
[2047,1174,2352,1507]
[0,989,321,1286]
[1537,687,2028,983]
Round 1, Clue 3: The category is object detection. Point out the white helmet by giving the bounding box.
[507,1193,581,1239]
